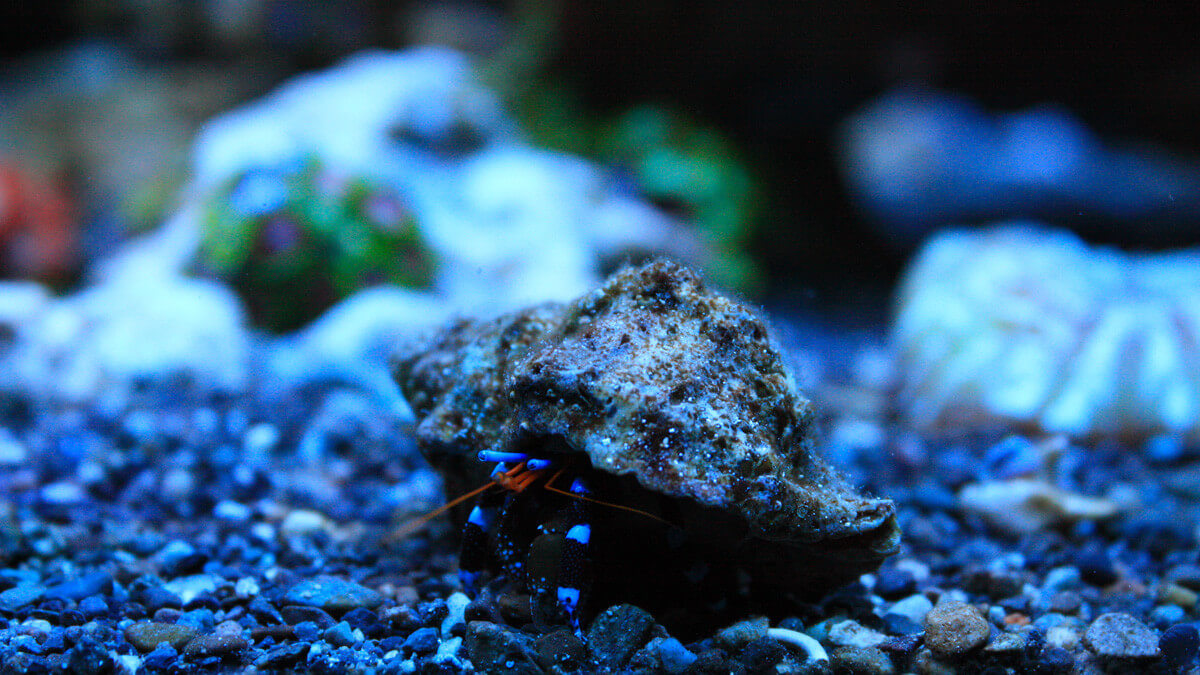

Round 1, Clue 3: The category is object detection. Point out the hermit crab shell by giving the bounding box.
[894,224,1200,440]
[395,260,899,587]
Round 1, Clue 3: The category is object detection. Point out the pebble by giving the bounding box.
[323,620,360,647]
[163,574,216,605]
[40,481,86,505]
[874,568,917,598]
[533,629,589,673]
[1166,564,1200,591]
[183,633,250,658]
[213,500,251,522]
[923,600,990,656]
[280,605,336,628]
[881,613,923,636]
[715,615,769,650]
[1084,613,1161,660]
[46,572,110,602]
[248,597,283,625]
[123,622,199,652]
[1045,625,1081,650]
[586,604,656,670]
[234,577,259,598]
[888,593,933,624]
[280,510,334,538]
[403,627,440,655]
[1048,590,1082,615]
[1160,624,1199,668]
[432,635,465,668]
[255,642,310,670]
[464,621,540,675]
[282,576,383,613]
[830,646,896,675]
[828,619,887,648]
[0,584,46,612]
[137,586,182,611]
[736,636,784,673]
[1156,583,1198,609]
[293,621,321,642]
[341,606,379,631]
[983,632,1024,655]
[441,591,469,636]
[1075,550,1118,587]
[1149,604,1186,629]
[1042,566,1082,593]
[155,541,199,576]
[142,644,178,670]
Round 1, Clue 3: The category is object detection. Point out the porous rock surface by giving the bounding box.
[395,260,899,584]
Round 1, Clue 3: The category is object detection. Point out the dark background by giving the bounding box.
[5,1,1200,302]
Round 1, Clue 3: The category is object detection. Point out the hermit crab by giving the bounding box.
[393,260,899,634]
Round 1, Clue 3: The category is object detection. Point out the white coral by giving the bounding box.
[893,223,1200,439]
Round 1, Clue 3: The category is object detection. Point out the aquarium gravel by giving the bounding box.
[1,304,1198,675]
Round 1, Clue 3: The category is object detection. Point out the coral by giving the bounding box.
[198,158,435,331]
[893,223,1200,439]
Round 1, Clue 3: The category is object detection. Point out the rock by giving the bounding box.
[123,622,199,653]
[282,576,383,613]
[1083,613,1160,659]
[463,621,540,675]
[830,646,896,675]
[923,600,990,656]
[183,633,249,659]
[585,604,656,670]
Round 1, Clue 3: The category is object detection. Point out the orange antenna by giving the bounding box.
[391,480,496,540]
[542,481,675,527]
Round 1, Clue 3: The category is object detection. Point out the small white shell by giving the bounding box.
[893,223,1200,439]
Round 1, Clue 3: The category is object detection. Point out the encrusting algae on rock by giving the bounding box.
[394,259,899,631]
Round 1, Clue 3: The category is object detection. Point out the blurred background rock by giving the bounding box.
[3,0,1200,316]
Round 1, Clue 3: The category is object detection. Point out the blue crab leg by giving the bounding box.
[557,477,591,636]
[478,450,530,463]
[459,486,504,593]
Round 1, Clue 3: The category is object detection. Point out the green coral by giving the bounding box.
[199,159,435,332]
[596,106,762,292]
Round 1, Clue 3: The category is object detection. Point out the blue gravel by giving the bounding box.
[0,313,1197,674]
